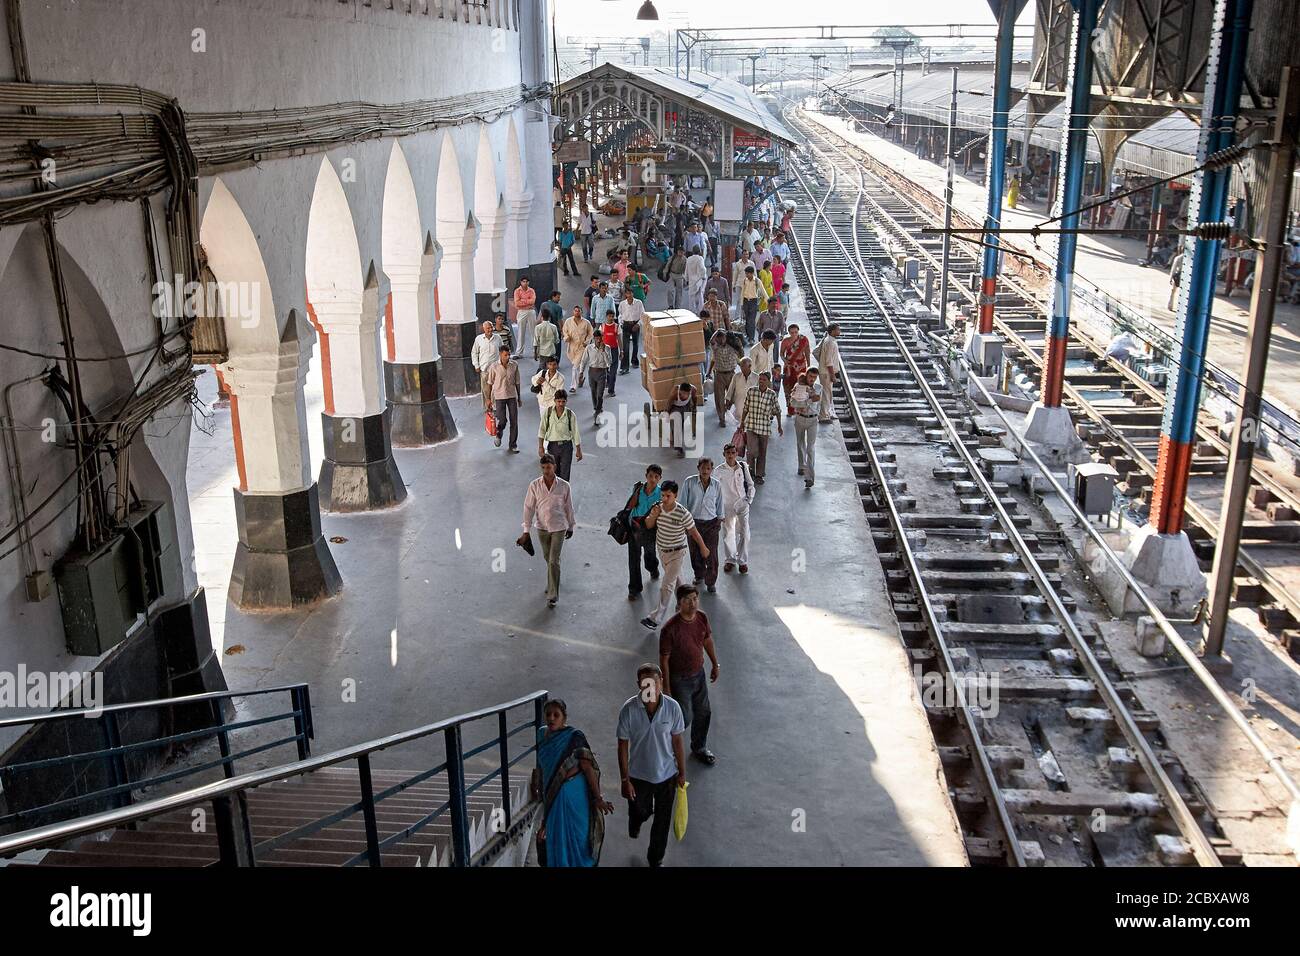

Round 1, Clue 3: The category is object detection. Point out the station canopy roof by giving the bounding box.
[556,62,797,147]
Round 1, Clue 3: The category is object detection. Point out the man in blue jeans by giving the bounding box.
[658,585,719,766]
[625,464,662,599]
[617,662,686,867]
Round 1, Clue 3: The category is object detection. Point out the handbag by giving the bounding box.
[515,531,535,556]
[485,410,497,437]
[731,425,747,455]
[608,481,644,546]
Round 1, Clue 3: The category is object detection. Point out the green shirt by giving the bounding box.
[538,406,582,447]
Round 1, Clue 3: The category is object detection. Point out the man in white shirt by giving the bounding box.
[725,356,758,420]
[471,320,502,412]
[521,454,577,608]
[684,248,708,313]
[752,241,772,273]
[731,251,755,311]
[577,205,597,263]
[813,323,841,423]
[716,443,755,574]
[770,233,791,263]
[617,287,646,374]
[748,330,777,377]
[789,367,823,488]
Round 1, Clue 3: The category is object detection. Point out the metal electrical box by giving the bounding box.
[53,500,178,656]
[1069,462,1119,517]
[54,533,140,656]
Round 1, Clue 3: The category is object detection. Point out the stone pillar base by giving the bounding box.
[385,360,457,446]
[1021,402,1089,466]
[319,409,407,512]
[1083,524,1206,617]
[230,484,342,609]
[437,319,480,397]
[475,289,507,324]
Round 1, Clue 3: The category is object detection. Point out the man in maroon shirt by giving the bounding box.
[658,584,720,765]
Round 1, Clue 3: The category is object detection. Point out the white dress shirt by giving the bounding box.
[618,297,645,326]
[522,475,576,533]
[716,459,755,515]
[748,342,776,377]
[471,332,503,371]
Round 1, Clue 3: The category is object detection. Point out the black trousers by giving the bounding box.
[493,398,519,450]
[673,668,712,753]
[620,323,640,371]
[627,530,659,595]
[688,517,721,586]
[559,247,578,275]
[589,368,608,413]
[606,346,619,392]
[547,440,574,481]
[627,775,677,866]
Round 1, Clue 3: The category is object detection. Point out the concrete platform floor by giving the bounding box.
[184,233,967,866]
[804,110,1300,417]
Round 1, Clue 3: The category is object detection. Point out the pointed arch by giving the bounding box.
[200,178,278,353]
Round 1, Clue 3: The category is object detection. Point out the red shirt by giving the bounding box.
[601,321,619,347]
[659,611,711,677]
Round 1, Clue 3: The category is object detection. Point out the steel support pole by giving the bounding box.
[1042,0,1100,408]
[977,0,1027,333]
[1149,0,1254,534]
[938,67,958,330]
[1204,67,1300,658]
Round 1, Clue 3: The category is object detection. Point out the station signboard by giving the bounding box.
[733,129,770,150]
[555,140,592,167]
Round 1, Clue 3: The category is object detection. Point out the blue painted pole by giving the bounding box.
[978,0,1028,333]
[1150,0,1253,534]
[1043,0,1100,407]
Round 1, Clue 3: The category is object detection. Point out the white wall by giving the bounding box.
[0,0,555,723]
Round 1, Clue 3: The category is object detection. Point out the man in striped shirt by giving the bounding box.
[640,480,710,631]
[741,372,783,484]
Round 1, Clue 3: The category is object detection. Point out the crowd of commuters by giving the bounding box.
[513,183,842,868]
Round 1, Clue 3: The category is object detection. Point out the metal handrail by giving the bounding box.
[0,689,548,867]
[0,683,313,830]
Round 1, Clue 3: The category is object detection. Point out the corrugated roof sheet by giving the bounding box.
[556,63,796,146]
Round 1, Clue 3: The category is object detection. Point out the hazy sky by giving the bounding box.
[553,0,1033,37]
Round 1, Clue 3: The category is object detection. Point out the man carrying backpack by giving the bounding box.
[537,390,583,482]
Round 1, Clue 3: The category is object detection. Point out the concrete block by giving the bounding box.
[1022,402,1090,466]
[1135,615,1166,657]
[1084,525,1207,617]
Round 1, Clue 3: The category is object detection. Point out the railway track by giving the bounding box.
[783,142,1240,867]
[791,108,1300,655]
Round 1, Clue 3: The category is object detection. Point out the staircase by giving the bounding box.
[20,767,532,867]
[0,690,547,868]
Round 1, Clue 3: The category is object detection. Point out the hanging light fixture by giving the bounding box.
[636,1,659,20]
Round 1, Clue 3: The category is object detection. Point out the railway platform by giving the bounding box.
[186,225,968,867]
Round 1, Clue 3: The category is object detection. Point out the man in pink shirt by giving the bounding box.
[522,454,577,608]
[512,277,538,358]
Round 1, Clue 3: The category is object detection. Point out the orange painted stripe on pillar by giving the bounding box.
[384,293,396,363]
[228,392,249,492]
[433,281,441,323]
[978,277,997,334]
[1149,434,1194,534]
[304,296,335,415]
[1042,335,1068,408]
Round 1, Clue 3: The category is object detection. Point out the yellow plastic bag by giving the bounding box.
[673,781,689,841]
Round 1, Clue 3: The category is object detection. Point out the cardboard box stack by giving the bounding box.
[641,309,706,407]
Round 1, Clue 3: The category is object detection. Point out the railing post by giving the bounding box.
[497,712,511,831]
[444,724,471,867]
[210,699,235,779]
[212,793,256,866]
[100,712,131,811]
[291,685,312,759]
[356,755,382,868]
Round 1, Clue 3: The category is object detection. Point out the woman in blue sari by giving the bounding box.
[533,699,614,867]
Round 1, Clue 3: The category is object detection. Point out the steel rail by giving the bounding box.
[788,159,1023,867]
[790,146,1222,866]
[796,110,1300,645]
[941,339,1300,813]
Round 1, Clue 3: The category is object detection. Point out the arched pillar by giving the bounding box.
[203,178,339,609]
[221,314,342,608]
[382,141,456,445]
[473,123,508,324]
[305,158,405,512]
[432,134,481,396]
[503,115,536,320]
